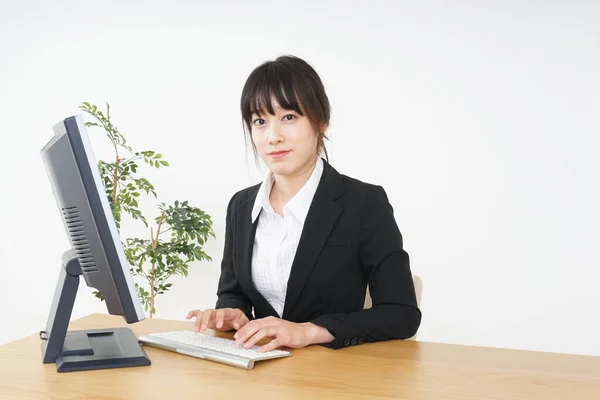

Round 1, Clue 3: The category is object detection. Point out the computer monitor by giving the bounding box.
[39,115,151,372]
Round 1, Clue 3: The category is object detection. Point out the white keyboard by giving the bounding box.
[138,330,291,370]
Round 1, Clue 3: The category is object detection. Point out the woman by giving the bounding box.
[186,55,421,352]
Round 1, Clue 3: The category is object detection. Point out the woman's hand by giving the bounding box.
[185,308,249,332]
[233,316,334,352]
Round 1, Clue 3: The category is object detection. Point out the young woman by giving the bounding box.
[186,55,421,352]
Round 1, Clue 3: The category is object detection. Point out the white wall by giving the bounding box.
[1,0,599,357]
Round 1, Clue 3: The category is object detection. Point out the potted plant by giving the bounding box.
[79,102,215,318]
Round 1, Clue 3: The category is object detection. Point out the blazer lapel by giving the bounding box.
[282,161,344,319]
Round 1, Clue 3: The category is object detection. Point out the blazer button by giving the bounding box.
[351,338,358,346]
[357,338,364,344]
[343,339,351,347]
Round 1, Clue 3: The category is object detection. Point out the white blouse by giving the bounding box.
[250,158,324,317]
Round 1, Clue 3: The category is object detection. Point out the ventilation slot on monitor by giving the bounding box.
[62,206,98,273]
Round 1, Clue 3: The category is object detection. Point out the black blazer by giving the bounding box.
[216,159,422,349]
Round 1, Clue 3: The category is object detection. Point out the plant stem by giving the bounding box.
[112,154,120,203]
[149,213,165,318]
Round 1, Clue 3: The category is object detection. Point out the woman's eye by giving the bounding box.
[283,114,296,121]
[253,119,265,126]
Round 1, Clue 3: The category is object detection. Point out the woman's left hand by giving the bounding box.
[233,316,330,352]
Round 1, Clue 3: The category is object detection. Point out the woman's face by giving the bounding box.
[251,100,321,177]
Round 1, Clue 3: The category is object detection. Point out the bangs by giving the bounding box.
[241,63,306,125]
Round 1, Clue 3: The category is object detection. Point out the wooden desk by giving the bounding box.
[1,313,599,399]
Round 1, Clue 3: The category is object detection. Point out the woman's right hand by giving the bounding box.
[185,308,250,332]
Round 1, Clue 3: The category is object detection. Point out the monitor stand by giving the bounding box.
[40,249,151,372]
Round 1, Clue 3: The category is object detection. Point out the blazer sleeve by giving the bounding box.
[310,185,422,349]
[215,193,255,321]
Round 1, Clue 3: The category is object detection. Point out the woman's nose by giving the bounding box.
[266,124,284,144]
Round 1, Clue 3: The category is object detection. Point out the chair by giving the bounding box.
[363,274,422,340]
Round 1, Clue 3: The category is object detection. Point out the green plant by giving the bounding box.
[79,101,215,318]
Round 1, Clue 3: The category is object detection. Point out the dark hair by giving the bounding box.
[240,55,331,161]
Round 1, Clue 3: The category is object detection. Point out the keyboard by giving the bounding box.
[138,330,291,370]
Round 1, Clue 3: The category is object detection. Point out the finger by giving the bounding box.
[243,326,278,349]
[200,309,214,331]
[200,310,214,330]
[193,311,204,332]
[232,314,249,330]
[235,316,279,339]
[234,319,264,343]
[215,309,225,329]
[186,309,199,320]
[257,339,281,353]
